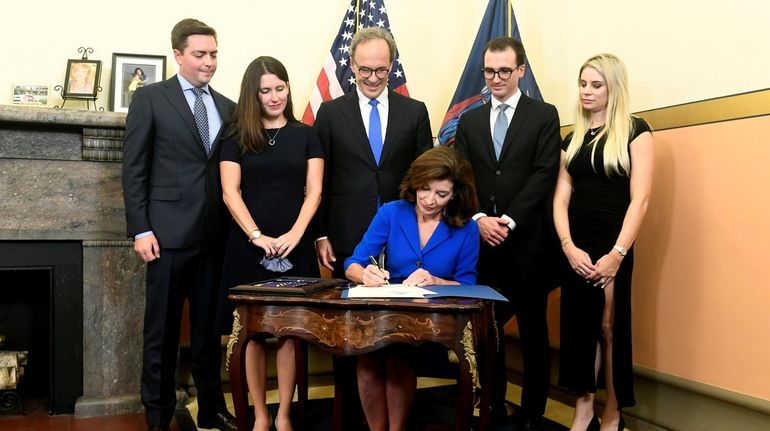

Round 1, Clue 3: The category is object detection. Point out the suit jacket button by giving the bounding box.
[416,260,422,267]
[490,196,496,202]
[495,170,501,175]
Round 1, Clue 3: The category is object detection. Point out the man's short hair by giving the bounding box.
[351,27,397,64]
[483,36,527,67]
[171,18,217,52]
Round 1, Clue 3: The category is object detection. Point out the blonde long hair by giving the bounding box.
[565,53,634,176]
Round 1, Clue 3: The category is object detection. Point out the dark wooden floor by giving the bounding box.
[0,398,184,431]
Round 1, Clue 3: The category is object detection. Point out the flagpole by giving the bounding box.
[356,0,361,32]
[507,0,512,37]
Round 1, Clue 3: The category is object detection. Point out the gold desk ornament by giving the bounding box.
[225,310,242,372]
[460,321,480,390]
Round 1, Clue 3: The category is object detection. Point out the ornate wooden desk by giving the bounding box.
[226,288,495,431]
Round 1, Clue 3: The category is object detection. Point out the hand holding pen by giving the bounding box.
[364,255,390,286]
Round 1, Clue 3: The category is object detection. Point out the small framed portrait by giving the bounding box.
[12,83,50,106]
[63,59,101,98]
[110,53,167,113]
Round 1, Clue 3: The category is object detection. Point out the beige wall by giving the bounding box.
[4,0,770,401]
[6,1,770,127]
[634,115,770,401]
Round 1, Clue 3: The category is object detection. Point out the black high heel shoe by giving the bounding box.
[586,415,601,431]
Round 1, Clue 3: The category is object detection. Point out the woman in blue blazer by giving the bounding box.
[345,146,480,431]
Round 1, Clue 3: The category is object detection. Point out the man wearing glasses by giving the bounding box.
[454,36,562,431]
[312,27,432,428]
[313,27,433,278]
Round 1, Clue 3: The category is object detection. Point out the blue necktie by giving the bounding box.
[368,99,383,165]
[493,103,509,160]
[192,87,211,155]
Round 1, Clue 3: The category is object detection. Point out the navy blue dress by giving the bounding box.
[558,117,650,408]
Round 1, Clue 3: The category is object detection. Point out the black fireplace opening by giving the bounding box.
[1,268,50,401]
[0,241,82,415]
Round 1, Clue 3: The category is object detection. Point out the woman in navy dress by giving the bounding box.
[345,146,480,431]
[219,56,324,431]
[553,54,653,431]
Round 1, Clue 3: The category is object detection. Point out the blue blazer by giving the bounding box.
[345,200,480,284]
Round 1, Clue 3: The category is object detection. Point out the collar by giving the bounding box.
[176,74,210,94]
[356,86,389,109]
[491,88,521,111]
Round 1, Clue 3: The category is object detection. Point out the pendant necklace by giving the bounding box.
[589,125,603,136]
[266,127,282,146]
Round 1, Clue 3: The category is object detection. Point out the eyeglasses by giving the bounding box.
[482,65,521,80]
[354,60,390,79]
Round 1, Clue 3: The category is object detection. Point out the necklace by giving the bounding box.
[589,125,603,136]
[266,127,282,146]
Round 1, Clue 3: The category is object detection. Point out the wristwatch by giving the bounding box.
[248,228,261,242]
[612,244,628,256]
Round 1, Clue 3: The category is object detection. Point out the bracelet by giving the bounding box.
[612,244,628,256]
[560,237,572,247]
[247,228,261,242]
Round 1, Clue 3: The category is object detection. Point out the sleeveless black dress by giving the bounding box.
[558,116,650,408]
[215,123,325,334]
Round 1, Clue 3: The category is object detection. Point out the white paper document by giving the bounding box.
[342,284,509,301]
[344,284,436,298]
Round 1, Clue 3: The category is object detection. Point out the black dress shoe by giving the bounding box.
[147,426,169,431]
[198,410,237,431]
[519,415,545,431]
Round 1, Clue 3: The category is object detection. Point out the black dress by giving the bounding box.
[216,123,325,334]
[558,116,650,408]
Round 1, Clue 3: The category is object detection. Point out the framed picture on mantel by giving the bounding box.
[110,53,167,113]
[63,59,101,99]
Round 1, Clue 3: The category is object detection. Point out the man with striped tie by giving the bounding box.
[122,18,236,431]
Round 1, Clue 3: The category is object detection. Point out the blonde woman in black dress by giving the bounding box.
[553,54,653,431]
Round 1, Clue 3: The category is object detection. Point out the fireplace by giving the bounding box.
[1,105,145,417]
[0,241,82,414]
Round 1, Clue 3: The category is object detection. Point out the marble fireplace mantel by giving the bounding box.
[1,105,145,417]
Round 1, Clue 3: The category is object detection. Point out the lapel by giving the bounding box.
[499,94,533,161]
[208,87,231,157]
[397,205,453,257]
[340,91,376,166]
[162,76,208,157]
[380,91,404,166]
[476,103,497,163]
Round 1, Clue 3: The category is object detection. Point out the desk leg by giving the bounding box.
[228,308,250,431]
[476,311,494,431]
[456,320,475,431]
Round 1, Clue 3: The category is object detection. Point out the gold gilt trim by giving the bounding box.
[560,88,770,136]
[225,309,242,372]
[460,321,480,389]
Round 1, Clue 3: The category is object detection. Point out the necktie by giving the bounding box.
[192,87,211,155]
[368,99,383,165]
[493,103,509,160]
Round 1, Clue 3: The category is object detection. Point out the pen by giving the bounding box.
[368,255,389,285]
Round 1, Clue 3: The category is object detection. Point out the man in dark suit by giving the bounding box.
[454,36,561,431]
[313,27,433,278]
[122,18,236,431]
[312,27,432,429]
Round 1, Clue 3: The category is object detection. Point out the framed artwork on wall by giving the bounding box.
[110,53,167,113]
[63,59,102,98]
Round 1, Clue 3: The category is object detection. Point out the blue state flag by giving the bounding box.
[438,0,542,146]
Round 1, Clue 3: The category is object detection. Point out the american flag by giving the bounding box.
[302,0,409,125]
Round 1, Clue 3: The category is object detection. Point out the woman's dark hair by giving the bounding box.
[231,56,298,153]
[400,146,479,228]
